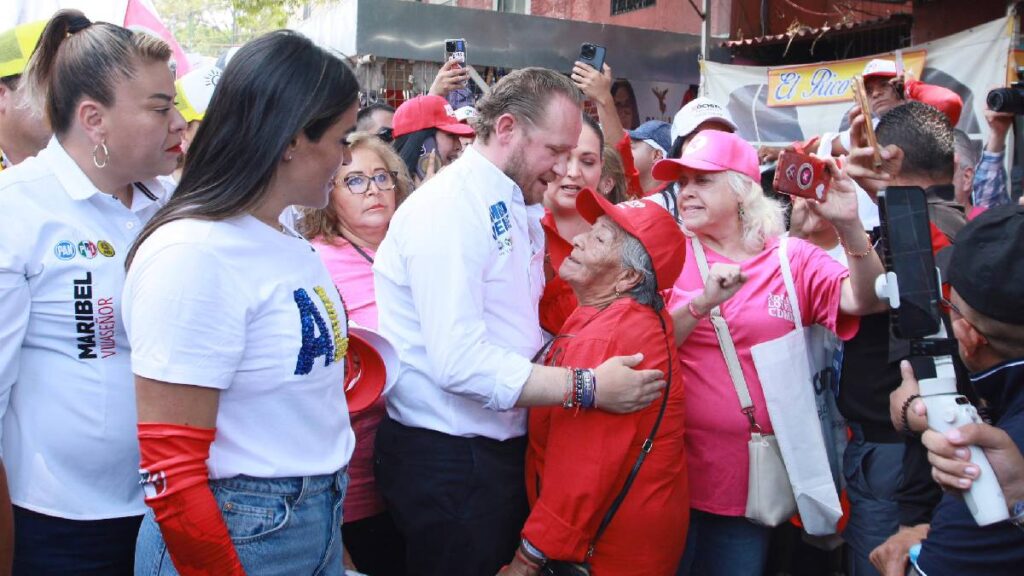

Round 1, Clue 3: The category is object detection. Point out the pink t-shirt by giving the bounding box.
[312,237,386,523]
[667,236,858,516]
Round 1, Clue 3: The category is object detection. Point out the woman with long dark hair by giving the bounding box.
[0,10,184,573]
[124,30,360,574]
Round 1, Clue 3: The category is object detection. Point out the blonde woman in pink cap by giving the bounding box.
[655,130,888,576]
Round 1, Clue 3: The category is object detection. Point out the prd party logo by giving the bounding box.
[54,240,76,261]
[97,240,115,257]
[78,240,98,259]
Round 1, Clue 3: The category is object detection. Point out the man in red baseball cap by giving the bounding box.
[392,94,475,175]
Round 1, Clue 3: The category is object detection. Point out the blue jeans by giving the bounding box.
[13,507,142,575]
[676,509,772,576]
[135,469,347,576]
[842,426,905,576]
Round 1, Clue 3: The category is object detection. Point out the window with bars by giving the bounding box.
[494,0,530,15]
[611,0,655,16]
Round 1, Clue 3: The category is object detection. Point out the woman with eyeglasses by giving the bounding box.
[300,131,411,576]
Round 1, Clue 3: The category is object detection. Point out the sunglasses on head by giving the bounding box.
[376,127,394,143]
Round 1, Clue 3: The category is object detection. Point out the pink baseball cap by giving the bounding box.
[651,130,760,183]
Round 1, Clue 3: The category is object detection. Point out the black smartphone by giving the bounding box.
[578,42,606,73]
[416,135,440,181]
[444,38,467,66]
[877,186,943,339]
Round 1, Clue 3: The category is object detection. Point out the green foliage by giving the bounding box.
[154,0,321,57]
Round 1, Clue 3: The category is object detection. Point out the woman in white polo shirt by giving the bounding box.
[0,10,184,574]
[124,30,359,575]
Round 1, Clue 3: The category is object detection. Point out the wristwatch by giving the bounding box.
[1010,500,1024,530]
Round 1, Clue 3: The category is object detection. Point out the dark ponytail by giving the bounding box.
[22,9,170,135]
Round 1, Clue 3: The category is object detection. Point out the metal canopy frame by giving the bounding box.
[350,0,725,84]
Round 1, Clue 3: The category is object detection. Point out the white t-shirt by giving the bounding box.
[124,215,354,479]
[0,137,170,519]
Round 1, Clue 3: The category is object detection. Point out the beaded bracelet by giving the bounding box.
[840,232,874,259]
[562,367,576,410]
[581,369,597,409]
[900,393,922,437]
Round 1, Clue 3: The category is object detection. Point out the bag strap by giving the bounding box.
[777,236,803,328]
[690,237,754,412]
[586,312,673,559]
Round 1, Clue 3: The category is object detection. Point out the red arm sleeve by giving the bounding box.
[905,78,963,126]
[616,133,644,199]
[138,423,245,576]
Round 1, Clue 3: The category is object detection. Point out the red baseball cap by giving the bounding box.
[576,189,686,291]
[392,95,475,138]
[652,130,760,183]
[343,327,399,413]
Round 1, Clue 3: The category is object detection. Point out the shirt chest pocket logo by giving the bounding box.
[489,201,513,256]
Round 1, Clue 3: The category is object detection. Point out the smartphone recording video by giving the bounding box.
[773,151,831,202]
[444,38,467,66]
[578,42,606,73]
[877,186,943,339]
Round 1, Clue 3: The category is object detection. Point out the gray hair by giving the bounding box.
[952,129,979,170]
[619,230,663,312]
[471,67,583,143]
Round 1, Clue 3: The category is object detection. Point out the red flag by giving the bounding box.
[123,0,191,78]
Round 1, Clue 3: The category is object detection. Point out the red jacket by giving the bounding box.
[525,299,689,575]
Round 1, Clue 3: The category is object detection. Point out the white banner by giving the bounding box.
[703,16,1012,146]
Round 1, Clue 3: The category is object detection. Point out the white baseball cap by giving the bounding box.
[453,105,478,122]
[862,58,897,80]
[670,97,737,144]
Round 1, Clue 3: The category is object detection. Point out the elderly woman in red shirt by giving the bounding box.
[500,189,689,576]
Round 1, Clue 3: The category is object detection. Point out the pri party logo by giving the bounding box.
[78,241,98,259]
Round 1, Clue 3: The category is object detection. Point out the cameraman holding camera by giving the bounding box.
[883,205,1024,576]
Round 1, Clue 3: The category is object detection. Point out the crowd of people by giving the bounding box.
[0,8,1022,576]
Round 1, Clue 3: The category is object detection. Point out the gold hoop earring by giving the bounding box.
[92,140,109,169]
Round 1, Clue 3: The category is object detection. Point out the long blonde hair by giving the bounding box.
[300,131,412,244]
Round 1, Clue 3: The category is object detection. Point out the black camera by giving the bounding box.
[987,67,1024,114]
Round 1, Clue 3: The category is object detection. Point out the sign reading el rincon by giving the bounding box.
[767,50,927,108]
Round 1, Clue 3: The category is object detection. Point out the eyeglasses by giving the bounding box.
[376,127,394,143]
[341,171,398,194]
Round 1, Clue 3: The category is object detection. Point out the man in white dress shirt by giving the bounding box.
[373,67,666,575]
